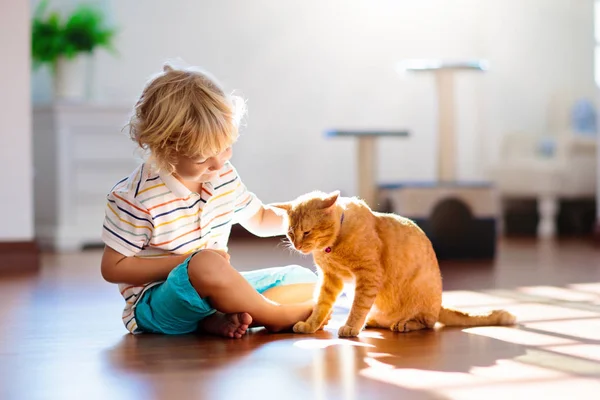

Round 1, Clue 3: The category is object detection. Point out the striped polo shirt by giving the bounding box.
[101,161,262,334]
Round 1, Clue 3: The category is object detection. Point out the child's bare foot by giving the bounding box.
[199,312,252,339]
[265,302,314,333]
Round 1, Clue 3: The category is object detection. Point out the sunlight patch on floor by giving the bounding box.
[515,348,600,377]
[462,326,577,346]
[516,285,599,303]
[360,358,567,391]
[293,339,375,350]
[567,282,600,296]
[546,344,600,362]
[453,302,599,323]
[442,376,600,399]
[522,318,600,341]
[442,290,518,308]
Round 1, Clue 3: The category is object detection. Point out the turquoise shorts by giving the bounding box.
[134,253,318,335]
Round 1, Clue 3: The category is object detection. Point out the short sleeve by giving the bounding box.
[230,166,263,224]
[102,189,154,256]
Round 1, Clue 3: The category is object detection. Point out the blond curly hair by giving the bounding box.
[127,62,246,173]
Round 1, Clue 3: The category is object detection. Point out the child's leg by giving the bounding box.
[263,283,315,304]
[199,282,315,337]
[241,265,319,304]
[188,251,313,332]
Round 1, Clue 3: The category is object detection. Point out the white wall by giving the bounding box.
[32,0,596,204]
[1,0,34,241]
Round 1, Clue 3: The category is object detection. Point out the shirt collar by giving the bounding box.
[157,161,231,198]
[159,170,191,198]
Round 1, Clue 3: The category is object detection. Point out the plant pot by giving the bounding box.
[53,55,89,101]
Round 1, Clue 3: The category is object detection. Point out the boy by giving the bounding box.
[101,63,318,338]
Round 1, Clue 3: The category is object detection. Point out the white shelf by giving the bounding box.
[33,102,141,251]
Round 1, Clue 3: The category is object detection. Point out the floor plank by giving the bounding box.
[1,238,599,400]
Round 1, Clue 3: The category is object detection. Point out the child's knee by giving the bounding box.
[281,265,318,285]
[187,250,231,294]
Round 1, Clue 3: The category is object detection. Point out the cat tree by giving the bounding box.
[379,59,498,259]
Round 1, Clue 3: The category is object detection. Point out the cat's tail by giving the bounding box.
[438,307,517,327]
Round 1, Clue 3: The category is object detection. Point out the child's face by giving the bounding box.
[174,147,233,183]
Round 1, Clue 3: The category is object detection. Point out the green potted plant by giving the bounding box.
[31,0,116,100]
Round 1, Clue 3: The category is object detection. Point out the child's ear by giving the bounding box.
[320,190,340,209]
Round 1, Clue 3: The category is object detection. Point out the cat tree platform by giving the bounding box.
[326,60,497,259]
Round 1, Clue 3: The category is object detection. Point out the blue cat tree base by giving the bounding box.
[378,182,499,260]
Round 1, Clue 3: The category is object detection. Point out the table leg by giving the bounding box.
[357,136,376,209]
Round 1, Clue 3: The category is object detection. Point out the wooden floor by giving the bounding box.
[1,238,600,400]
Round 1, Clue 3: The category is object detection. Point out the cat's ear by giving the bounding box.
[320,191,340,209]
[270,202,292,212]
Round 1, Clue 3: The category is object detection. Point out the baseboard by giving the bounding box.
[0,241,41,274]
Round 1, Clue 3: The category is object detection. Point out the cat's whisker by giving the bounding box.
[278,238,301,255]
[277,237,295,249]
[276,239,290,249]
[284,243,311,258]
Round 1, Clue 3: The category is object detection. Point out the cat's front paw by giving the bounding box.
[317,310,333,331]
[293,321,318,334]
[338,325,361,337]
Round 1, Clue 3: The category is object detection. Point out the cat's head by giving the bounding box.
[273,190,341,254]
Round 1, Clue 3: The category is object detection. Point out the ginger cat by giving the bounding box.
[274,191,516,338]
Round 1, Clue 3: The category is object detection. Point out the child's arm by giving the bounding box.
[101,245,189,285]
[230,164,288,237]
[240,204,288,237]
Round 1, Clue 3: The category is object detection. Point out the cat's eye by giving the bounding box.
[303,231,311,236]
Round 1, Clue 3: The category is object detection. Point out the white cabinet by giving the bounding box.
[488,132,596,238]
[33,103,142,251]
